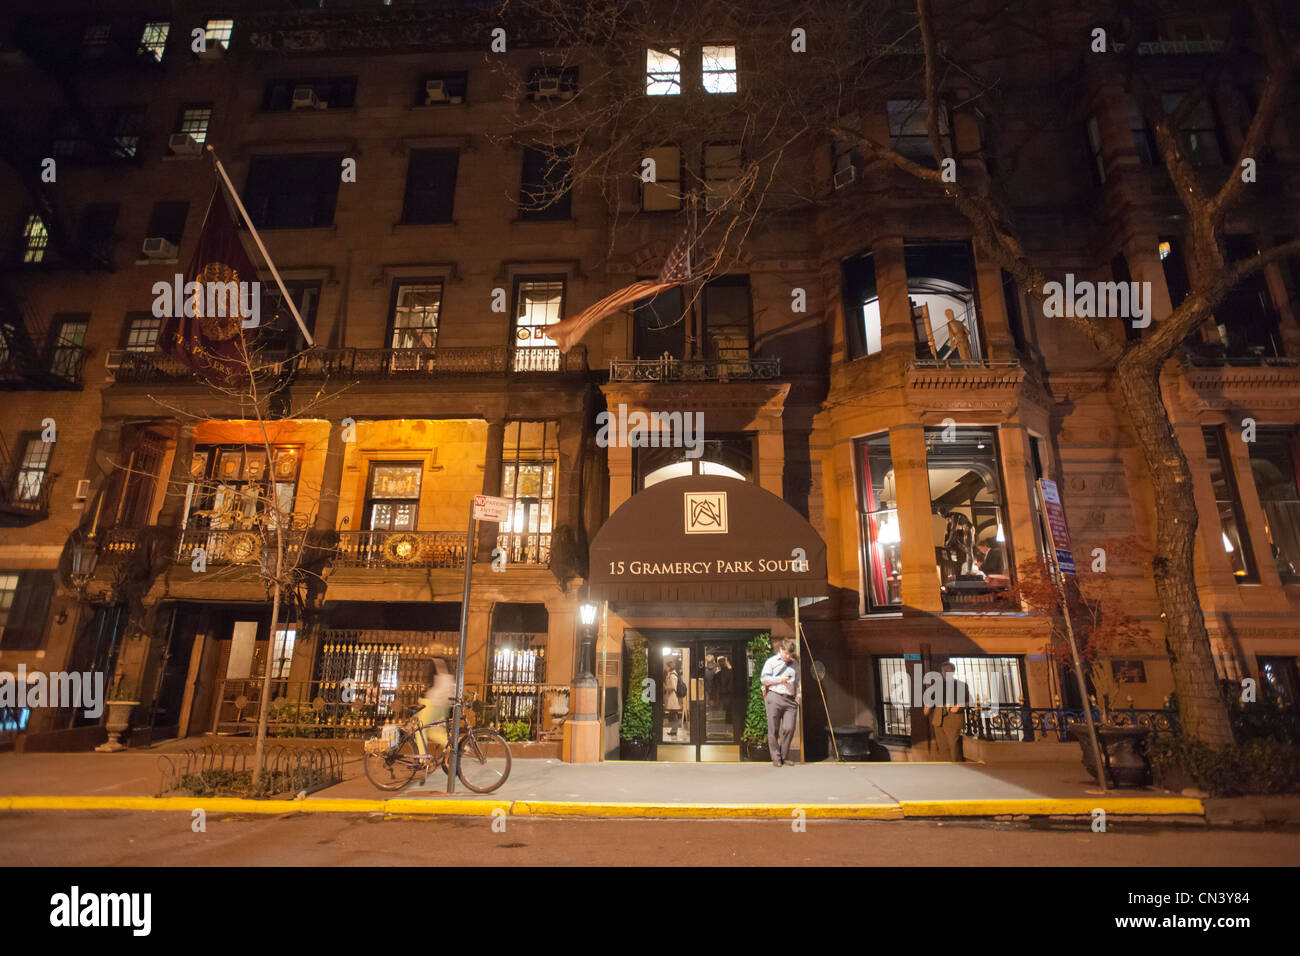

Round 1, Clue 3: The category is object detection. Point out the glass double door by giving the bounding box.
[652,633,748,762]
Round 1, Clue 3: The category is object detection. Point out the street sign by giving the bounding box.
[472,494,511,523]
[1037,478,1076,575]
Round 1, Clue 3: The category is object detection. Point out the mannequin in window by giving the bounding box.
[943,308,973,361]
[943,512,977,577]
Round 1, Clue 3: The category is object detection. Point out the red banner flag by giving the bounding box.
[158,188,261,388]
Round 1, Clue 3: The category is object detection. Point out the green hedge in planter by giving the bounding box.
[741,632,772,747]
[1146,734,1300,796]
[621,635,652,743]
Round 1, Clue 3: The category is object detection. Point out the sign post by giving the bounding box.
[446,494,511,792]
[1036,479,1107,793]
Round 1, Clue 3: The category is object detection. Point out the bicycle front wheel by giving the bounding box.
[363,730,422,792]
[455,728,512,793]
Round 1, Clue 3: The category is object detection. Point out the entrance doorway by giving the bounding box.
[650,631,750,761]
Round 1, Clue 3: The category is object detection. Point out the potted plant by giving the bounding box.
[95,677,142,753]
[741,632,772,761]
[619,636,652,760]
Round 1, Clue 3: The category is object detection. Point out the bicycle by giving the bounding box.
[361,692,512,793]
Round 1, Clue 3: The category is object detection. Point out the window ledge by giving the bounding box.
[393,221,458,231]
[161,153,203,162]
[135,258,178,266]
[253,225,338,237]
[511,217,576,226]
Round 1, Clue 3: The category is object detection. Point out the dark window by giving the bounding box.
[258,280,321,353]
[633,287,686,360]
[418,71,467,105]
[263,78,356,111]
[1159,235,1191,307]
[905,240,982,360]
[402,150,459,224]
[519,146,573,220]
[1202,426,1257,582]
[51,115,92,161]
[701,276,751,362]
[1162,90,1224,166]
[1112,252,1141,341]
[1001,270,1028,355]
[1217,235,1282,359]
[111,107,146,158]
[525,67,578,100]
[0,571,55,651]
[1245,427,1300,584]
[888,99,950,167]
[642,145,682,212]
[388,282,441,352]
[244,155,341,229]
[703,142,741,207]
[48,315,88,379]
[842,252,880,359]
[79,203,118,262]
[1127,95,1157,165]
[1086,114,1106,185]
[146,201,189,246]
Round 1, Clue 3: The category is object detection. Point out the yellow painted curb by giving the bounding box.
[899,798,1205,817]
[512,801,905,820]
[0,795,389,814]
[382,799,510,816]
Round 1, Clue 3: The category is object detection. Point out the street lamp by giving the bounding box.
[577,603,598,680]
[70,536,99,597]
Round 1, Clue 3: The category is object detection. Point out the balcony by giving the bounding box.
[0,474,54,525]
[176,527,307,566]
[334,530,468,569]
[608,355,781,383]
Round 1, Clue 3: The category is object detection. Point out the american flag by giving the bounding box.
[549,227,692,353]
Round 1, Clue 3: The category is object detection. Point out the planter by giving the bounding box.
[827,725,879,762]
[1151,761,1198,794]
[94,700,140,753]
[619,739,651,761]
[741,739,771,762]
[1069,724,1152,788]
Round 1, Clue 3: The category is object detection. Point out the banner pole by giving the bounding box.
[205,146,314,348]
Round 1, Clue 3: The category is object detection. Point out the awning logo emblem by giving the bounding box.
[684,492,728,534]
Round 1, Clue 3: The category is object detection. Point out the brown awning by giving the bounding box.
[589,476,828,603]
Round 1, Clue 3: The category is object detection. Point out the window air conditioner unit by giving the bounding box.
[75,479,90,502]
[425,79,447,104]
[104,350,123,372]
[833,164,856,189]
[168,133,202,156]
[291,86,323,110]
[141,236,178,259]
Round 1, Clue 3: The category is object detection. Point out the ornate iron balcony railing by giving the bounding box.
[609,355,781,383]
[334,530,468,569]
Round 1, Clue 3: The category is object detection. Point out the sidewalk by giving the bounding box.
[6,749,1292,823]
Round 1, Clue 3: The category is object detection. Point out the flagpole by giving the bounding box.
[204,146,315,349]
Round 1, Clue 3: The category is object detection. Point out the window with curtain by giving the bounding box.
[1245,427,1300,584]
[511,278,564,371]
[856,433,901,611]
[1202,426,1256,581]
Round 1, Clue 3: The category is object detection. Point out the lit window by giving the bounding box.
[511,279,564,372]
[139,21,170,61]
[178,107,212,145]
[905,241,982,361]
[1202,426,1256,581]
[499,422,558,565]
[364,463,422,531]
[271,625,296,679]
[646,48,681,95]
[389,283,441,352]
[1158,240,1172,260]
[125,315,161,352]
[22,215,49,264]
[857,433,901,610]
[49,316,87,380]
[701,44,737,93]
[204,19,234,49]
[14,438,53,502]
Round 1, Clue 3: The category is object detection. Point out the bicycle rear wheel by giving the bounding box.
[363,730,422,792]
[455,728,511,793]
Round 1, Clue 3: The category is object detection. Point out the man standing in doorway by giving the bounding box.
[761,639,801,766]
[924,660,969,762]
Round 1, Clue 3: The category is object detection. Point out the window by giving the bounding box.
[842,252,881,358]
[905,240,982,361]
[0,574,17,643]
[79,203,118,262]
[1217,234,1282,359]
[402,150,459,224]
[186,445,302,530]
[633,287,686,359]
[499,422,558,564]
[701,276,751,364]
[138,21,170,61]
[526,67,578,100]
[364,463,423,531]
[646,48,681,95]
[701,44,737,93]
[21,215,48,264]
[1127,96,1156,165]
[642,145,682,211]
[511,278,564,371]
[82,24,112,59]
[857,433,902,611]
[888,99,950,167]
[703,142,741,207]
[388,282,441,353]
[112,108,146,158]
[418,71,467,105]
[1001,270,1028,356]
[874,656,1027,739]
[637,435,753,490]
[263,78,357,111]
[925,427,1014,611]
[48,316,88,379]
[1162,91,1223,166]
[1245,427,1300,584]
[13,436,53,502]
[0,572,54,651]
[1086,114,1106,184]
[177,106,213,145]
[1202,426,1256,581]
[145,201,189,247]
[204,19,234,50]
[832,113,864,188]
[258,280,321,353]
[270,625,296,680]
[519,145,573,220]
[244,154,342,229]
[123,313,161,352]
[1258,656,1299,708]
[1159,234,1191,308]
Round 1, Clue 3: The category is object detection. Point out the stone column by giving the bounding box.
[891,424,943,613]
[874,237,915,361]
[607,442,633,514]
[313,419,347,532]
[477,418,505,561]
[973,245,1015,361]
[995,424,1039,577]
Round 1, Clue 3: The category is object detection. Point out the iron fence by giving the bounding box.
[156,743,343,797]
[333,530,467,569]
[609,356,781,382]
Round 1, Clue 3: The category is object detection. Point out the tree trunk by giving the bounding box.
[1114,359,1235,747]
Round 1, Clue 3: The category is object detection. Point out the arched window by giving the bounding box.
[636,435,753,490]
[906,241,982,361]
